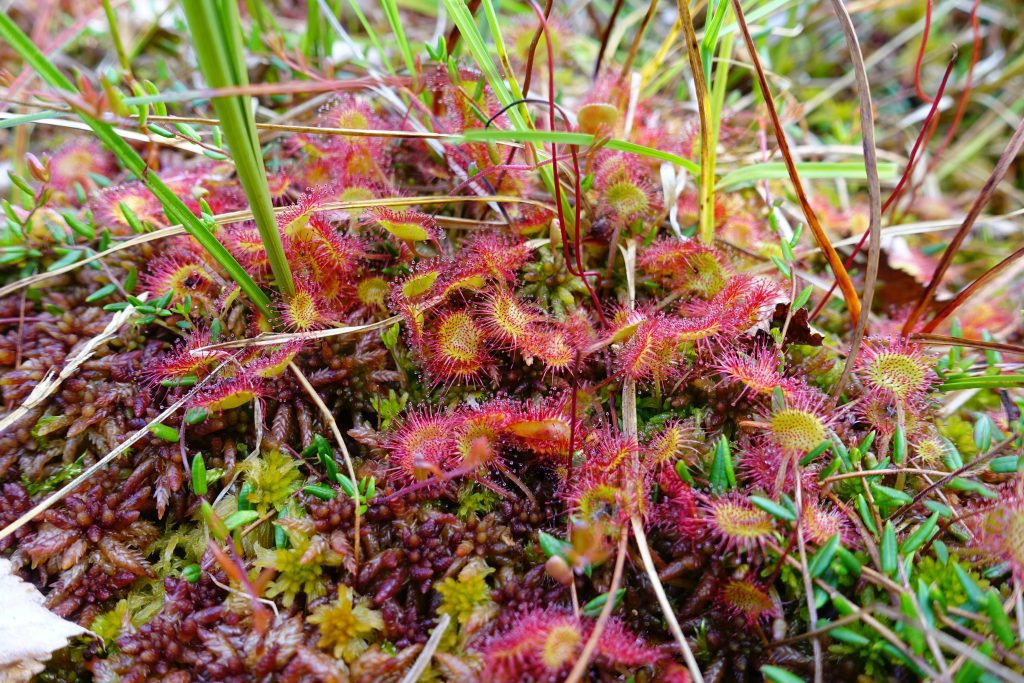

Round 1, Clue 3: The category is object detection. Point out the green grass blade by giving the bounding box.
[459,129,702,175]
[717,161,898,189]
[181,0,294,298]
[0,10,273,319]
[380,0,416,76]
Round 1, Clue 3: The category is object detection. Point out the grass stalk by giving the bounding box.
[0,10,274,319]
[676,0,715,245]
[180,0,295,298]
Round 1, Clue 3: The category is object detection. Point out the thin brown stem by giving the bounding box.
[903,116,1024,335]
[730,0,862,326]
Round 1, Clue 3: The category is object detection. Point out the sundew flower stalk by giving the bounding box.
[0,2,1022,682]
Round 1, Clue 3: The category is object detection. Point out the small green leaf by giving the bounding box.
[893,424,907,463]
[749,495,796,521]
[710,436,735,492]
[182,564,201,583]
[538,530,571,559]
[86,283,118,303]
[986,590,1015,648]
[830,626,869,646]
[582,588,626,618]
[791,284,813,310]
[900,513,939,555]
[871,483,912,504]
[855,494,878,536]
[836,546,862,576]
[974,414,994,453]
[185,407,209,425]
[761,665,805,683]
[337,473,357,498]
[223,510,260,531]
[191,453,207,496]
[881,521,898,576]
[200,500,228,541]
[808,534,841,578]
[303,483,337,501]
[148,423,180,442]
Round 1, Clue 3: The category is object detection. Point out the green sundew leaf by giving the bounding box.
[761,665,805,683]
[750,495,796,521]
[881,521,898,576]
[900,513,939,555]
[223,510,260,531]
[717,161,898,189]
[986,590,1015,648]
[86,283,118,302]
[808,534,841,578]
[191,453,208,496]
[855,494,878,536]
[0,12,273,319]
[791,285,813,310]
[582,588,626,618]
[710,436,735,492]
[148,423,180,442]
[538,531,571,559]
[303,483,337,501]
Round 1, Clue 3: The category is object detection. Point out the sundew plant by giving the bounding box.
[1,0,1023,681]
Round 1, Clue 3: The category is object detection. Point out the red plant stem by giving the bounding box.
[927,0,982,171]
[903,115,1024,335]
[921,245,1024,333]
[527,0,607,327]
[809,54,957,321]
[731,0,861,326]
[912,0,935,103]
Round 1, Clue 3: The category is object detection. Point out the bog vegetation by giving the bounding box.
[0,0,1023,681]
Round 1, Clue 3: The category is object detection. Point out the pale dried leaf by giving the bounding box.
[0,558,92,682]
